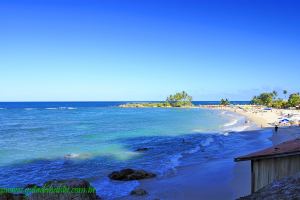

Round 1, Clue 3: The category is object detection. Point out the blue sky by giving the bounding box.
[1,0,300,101]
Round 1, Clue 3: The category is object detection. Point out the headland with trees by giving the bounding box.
[119,91,193,108]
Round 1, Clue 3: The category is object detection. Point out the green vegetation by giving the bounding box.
[288,93,300,107]
[220,98,230,106]
[120,91,193,108]
[119,102,170,108]
[283,90,288,99]
[251,91,300,109]
[251,92,276,106]
[270,99,287,109]
[166,91,193,107]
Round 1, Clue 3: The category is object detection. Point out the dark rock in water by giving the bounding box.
[130,188,148,196]
[109,168,156,181]
[135,147,149,152]
[42,179,91,188]
[0,193,25,200]
[28,178,100,200]
[24,184,40,189]
[238,172,300,200]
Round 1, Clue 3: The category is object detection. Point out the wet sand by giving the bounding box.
[114,107,300,200]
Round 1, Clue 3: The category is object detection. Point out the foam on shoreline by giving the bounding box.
[220,110,258,133]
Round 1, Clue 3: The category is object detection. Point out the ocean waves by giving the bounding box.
[0,106,259,200]
[44,107,78,110]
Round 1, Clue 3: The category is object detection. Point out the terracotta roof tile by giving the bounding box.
[235,138,300,161]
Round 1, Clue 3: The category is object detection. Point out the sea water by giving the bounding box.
[0,102,271,199]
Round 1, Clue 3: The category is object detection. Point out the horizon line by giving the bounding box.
[0,100,251,103]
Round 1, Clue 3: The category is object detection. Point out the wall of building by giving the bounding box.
[252,155,300,192]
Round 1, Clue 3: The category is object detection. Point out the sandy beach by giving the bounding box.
[201,105,300,129]
[116,107,300,200]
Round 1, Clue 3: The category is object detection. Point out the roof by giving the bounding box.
[235,138,300,161]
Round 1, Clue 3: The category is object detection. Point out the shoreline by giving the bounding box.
[120,103,300,130]
[200,105,300,129]
[132,127,300,200]
[2,105,300,200]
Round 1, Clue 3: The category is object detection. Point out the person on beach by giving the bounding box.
[275,125,279,132]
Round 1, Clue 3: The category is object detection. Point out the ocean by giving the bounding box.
[0,101,272,199]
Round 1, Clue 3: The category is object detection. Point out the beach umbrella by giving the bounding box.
[264,108,272,111]
[280,118,290,123]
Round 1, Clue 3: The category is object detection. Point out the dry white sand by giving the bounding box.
[203,105,300,128]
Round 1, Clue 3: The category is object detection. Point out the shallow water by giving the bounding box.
[0,102,270,199]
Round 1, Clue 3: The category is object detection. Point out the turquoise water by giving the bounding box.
[0,107,228,165]
[0,104,271,199]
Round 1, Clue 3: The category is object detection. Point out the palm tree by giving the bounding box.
[272,90,278,98]
[283,90,288,99]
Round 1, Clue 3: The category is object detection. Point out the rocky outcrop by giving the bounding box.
[130,188,148,196]
[29,179,100,200]
[238,173,300,200]
[109,169,156,181]
[23,184,39,189]
[0,193,25,200]
[0,179,100,200]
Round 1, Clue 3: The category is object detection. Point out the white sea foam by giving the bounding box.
[51,107,78,110]
[223,119,238,127]
[160,153,183,175]
[192,129,205,132]
[67,107,77,110]
[186,145,201,154]
[220,111,227,115]
[201,137,214,146]
[64,153,80,158]
[229,125,250,132]
[45,107,77,110]
[24,108,35,110]
[169,153,183,169]
[64,153,91,159]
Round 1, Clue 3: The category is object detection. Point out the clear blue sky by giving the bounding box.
[1,0,299,101]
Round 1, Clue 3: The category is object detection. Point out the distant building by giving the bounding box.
[235,138,300,193]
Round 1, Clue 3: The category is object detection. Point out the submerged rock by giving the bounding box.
[135,147,149,152]
[108,168,156,181]
[0,193,25,200]
[239,172,300,200]
[130,188,148,196]
[28,179,100,200]
[23,184,40,189]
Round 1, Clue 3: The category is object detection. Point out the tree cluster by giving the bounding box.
[251,90,300,108]
[166,91,193,107]
[220,98,230,106]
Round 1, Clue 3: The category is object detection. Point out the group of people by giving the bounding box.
[274,121,300,133]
